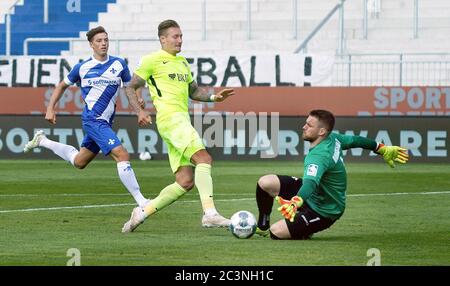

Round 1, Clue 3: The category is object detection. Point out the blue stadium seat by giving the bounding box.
[0,0,116,55]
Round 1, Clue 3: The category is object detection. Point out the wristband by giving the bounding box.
[375,143,384,153]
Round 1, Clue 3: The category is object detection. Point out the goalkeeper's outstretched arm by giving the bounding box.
[335,133,409,168]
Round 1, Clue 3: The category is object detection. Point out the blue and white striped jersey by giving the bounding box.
[64,55,131,124]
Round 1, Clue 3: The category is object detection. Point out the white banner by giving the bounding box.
[0,53,334,87]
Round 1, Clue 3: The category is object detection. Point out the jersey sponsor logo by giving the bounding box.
[167,73,189,82]
[306,164,318,177]
[83,78,121,87]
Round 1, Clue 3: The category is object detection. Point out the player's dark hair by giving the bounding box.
[158,19,180,37]
[86,26,107,42]
[309,109,335,133]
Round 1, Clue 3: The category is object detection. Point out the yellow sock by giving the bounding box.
[195,163,216,213]
[143,182,186,216]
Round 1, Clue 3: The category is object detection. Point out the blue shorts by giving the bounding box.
[81,119,122,156]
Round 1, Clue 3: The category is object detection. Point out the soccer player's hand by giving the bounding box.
[375,144,409,168]
[45,108,57,124]
[275,195,303,222]
[212,88,235,102]
[138,110,152,127]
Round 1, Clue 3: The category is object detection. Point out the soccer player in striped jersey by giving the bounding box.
[24,26,149,209]
[122,19,235,233]
[255,110,409,239]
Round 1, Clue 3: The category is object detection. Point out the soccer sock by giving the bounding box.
[143,182,187,216]
[195,163,217,215]
[256,183,273,230]
[39,137,79,166]
[117,161,147,207]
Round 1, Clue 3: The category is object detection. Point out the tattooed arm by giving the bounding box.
[189,80,235,102]
[125,74,152,126]
[188,81,211,102]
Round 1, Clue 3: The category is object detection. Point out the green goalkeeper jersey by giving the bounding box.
[300,132,377,219]
[134,49,193,123]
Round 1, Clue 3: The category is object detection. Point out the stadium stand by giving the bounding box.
[0,0,116,55]
[3,0,450,56]
[59,0,450,57]
[2,0,450,85]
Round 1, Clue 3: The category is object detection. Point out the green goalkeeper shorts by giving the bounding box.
[157,112,205,173]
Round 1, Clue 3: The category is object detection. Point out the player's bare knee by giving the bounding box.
[110,146,130,162]
[205,155,213,165]
[269,225,282,240]
[116,151,130,162]
[192,150,212,165]
[73,160,87,169]
[199,154,212,165]
[176,177,195,191]
[180,180,194,191]
[258,174,278,193]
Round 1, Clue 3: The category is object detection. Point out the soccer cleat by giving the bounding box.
[23,130,46,153]
[201,213,231,228]
[121,206,146,233]
[255,227,270,237]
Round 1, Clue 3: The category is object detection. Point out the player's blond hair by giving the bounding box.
[158,20,180,37]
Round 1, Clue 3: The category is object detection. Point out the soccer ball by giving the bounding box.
[229,210,257,239]
[139,151,152,160]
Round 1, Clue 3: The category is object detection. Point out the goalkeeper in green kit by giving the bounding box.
[255,109,409,239]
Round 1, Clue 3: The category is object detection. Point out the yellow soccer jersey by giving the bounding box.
[134,49,193,122]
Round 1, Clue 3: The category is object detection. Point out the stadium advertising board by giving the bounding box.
[1,115,447,162]
[0,86,449,116]
[0,54,333,87]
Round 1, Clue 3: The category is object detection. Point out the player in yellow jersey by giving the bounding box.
[122,19,235,232]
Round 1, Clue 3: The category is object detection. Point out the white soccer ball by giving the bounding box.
[139,151,152,161]
[229,210,257,239]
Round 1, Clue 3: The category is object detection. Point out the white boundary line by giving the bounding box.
[2,190,449,198]
[0,191,449,214]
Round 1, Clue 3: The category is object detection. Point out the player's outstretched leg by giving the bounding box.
[23,130,46,152]
[24,130,79,165]
[122,182,186,233]
[122,206,146,233]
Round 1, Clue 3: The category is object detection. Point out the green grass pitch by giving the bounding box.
[0,160,449,266]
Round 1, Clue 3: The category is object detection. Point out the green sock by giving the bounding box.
[195,163,216,213]
[144,182,186,216]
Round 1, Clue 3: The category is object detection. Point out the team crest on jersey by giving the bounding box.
[306,164,318,177]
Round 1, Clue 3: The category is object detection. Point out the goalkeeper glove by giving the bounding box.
[275,195,303,222]
[375,143,409,168]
